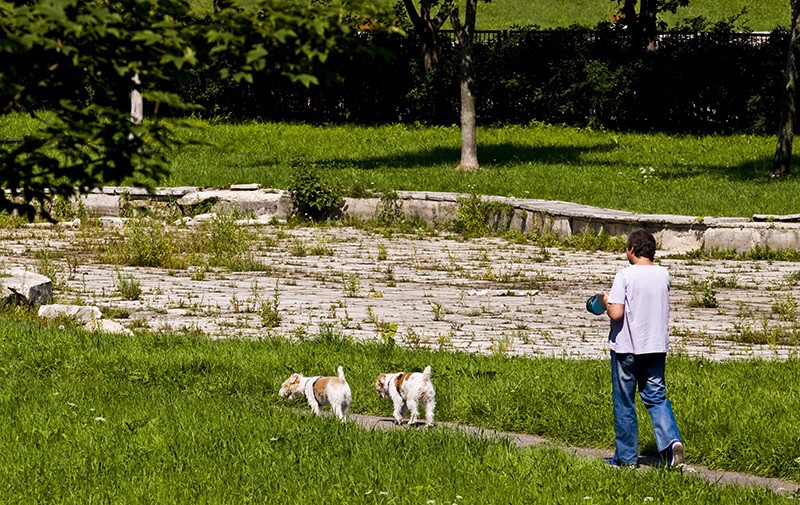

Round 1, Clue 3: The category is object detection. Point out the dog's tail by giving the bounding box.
[337,366,346,381]
[423,365,432,379]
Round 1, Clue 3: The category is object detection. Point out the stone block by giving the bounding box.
[703,227,762,253]
[1,269,53,307]
[761,227,800,251]
[230,183,261,191]
[402,199,457,225]
[86,319,134,336]
[343,198,380,220]
[80,193,120,216]
[753,213,800,223]
[155,187,198,197]
[38,304,101,324]
[177,190,285,216]
[654,229,703,253]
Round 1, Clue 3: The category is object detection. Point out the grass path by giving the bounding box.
[348,413,800,497]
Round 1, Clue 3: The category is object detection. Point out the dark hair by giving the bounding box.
[627,229,656,261]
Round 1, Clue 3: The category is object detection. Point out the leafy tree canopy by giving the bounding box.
[0,0,384,219]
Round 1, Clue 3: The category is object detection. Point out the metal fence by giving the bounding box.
[438,30,776,47]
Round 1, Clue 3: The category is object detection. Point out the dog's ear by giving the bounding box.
[376,374,386,385]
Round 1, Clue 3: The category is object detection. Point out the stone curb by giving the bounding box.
[58,185,800,253]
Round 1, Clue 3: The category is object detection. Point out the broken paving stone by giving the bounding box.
[85,319,134,336]
[230,183,261,191]
[1,270,53,307]
[99,216,128,228]
[38,304,101,324]
[188,213,217,225]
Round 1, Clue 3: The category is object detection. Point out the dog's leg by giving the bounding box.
[393,398,405,424]
[307,395,321,416]
[407,398,419,425]
[424,396,436,426]
[331,402,343,421]
[342,389,352,421]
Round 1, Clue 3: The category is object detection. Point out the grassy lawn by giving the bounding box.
[2,313,799,499]
[2,115,796,217]
[167,121,797,218]
[182,0,790,31]
[474,0,789,31]
[2,115,797,217]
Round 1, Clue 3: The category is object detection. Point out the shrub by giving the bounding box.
[452,195,514,238]
[288,167,344,221]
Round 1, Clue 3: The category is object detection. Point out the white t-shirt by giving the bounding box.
[607,264,670,354]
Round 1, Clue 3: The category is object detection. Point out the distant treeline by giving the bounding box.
[178,27,788,133]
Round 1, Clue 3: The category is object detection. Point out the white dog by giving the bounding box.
[375,365,435,426]
[279,366,352,421]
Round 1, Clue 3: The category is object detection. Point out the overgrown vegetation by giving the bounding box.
[678,247,800,262]
[452,194,515,238]
[288,167,344,221]
[688,279,719,309]
[101,213,267,271]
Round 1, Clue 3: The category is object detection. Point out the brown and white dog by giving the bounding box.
[279,366,352,421]
[375,365,435,426]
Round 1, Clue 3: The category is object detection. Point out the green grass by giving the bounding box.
[474,0,789,31]
[2,115,797,217]
[1,380,789,504]
[180,0,791,31]
[166,121,795,218]
[2,313,799,494]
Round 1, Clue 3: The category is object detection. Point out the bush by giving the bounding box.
[176,27,787,134]
[288,167,344,221]
[452,195,514,238]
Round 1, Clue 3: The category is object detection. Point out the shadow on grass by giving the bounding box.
[655,155,800,182]
[242,142,618,170]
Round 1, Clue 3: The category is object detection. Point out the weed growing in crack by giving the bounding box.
[772,294,798,322]
[290,239,307,257]
[115,268,142,301]
[431,302,444,321]
[342,273,360,298]
[688,279,718,309]
[260,282,281,329]
[310,240,334,256]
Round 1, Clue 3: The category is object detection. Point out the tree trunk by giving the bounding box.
[130,74,143,125]
[452,0,479,171]
[640,0,657,52]
[773,0,800,177]
[620,0,637,29]
[400,0,452,72]
[213,0,231,13]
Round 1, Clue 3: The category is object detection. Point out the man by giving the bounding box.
[600,229,684,468]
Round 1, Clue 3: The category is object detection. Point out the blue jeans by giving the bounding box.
[611,351,681,465]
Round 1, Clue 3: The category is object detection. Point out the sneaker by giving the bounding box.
[605,458,637,468]
[665,441,685,467]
